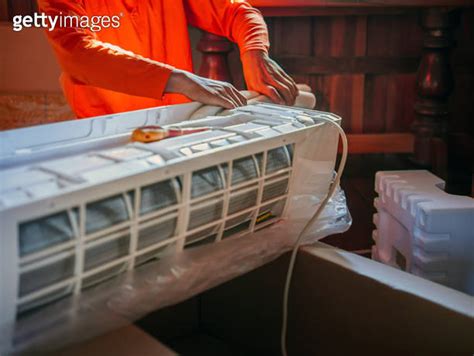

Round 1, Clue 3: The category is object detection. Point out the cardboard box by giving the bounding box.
[59,242,474,355]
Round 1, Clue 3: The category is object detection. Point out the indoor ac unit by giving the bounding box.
[0,101,341,344]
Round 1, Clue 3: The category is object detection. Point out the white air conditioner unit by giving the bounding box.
[0,102,341,346]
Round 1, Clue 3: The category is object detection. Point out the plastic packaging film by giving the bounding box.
[0,87,351,354]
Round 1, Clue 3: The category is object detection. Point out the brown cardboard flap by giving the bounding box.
[200,242,474,355]
[53,325,176,356]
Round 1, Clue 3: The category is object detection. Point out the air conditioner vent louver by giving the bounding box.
[185,226,219,248]
[188,201,224,230]
[19,255,75,297]
[266,147,291,174]
[191,166,225,198]
[86,195,130,234]
[262,178,289,202]
[135,243,174,267]
[17,285,73,317]
[140,179,180,215]
[19,211,75,257]
[229,189,258,215]
[223,212,254,239]
[138,218,177,250]
[82,263,128,290]
[223,220,252,238]
[230,156,260,185]
[84,235,130,271]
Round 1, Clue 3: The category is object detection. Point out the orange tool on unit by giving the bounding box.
[131,125,210,143]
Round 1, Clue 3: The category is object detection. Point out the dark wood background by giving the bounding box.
[0,0,37,20]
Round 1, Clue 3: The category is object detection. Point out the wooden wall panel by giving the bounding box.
[326,75,358,131]
[386,74,417,132]
[314,16,362,57]
[265,13,427,139]
[269,16,372,134]
[363,73,417,133]
[6,0,37,20]
[367,13,423,56]
[271,17,313,56]
[0,0,8,21]
[451,8,474,136]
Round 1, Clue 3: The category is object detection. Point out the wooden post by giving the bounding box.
[197,32,233,83]
[412,8,457,169]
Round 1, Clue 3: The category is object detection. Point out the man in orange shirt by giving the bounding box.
[38,0,298,118]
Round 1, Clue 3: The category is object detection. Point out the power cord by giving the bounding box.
[281,117,348,356]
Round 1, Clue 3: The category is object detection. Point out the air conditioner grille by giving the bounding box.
[82,263,128,290]
[230,156,259,185]
[229,189,258,215]
[84,235,130,271]
[266,147,291,174]
[19,256,75,297]
[262,179,289,202]
[135,243,175,267]
[137,218,177,250]
[19,211,75,257]
[140,179,179,215]
[188,201,224,230]
[191,166,225,198]
[86,195,130,234]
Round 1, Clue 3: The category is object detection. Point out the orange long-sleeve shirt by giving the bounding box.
[37,0,269,118]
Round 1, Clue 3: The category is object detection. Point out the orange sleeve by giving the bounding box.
[37,0,173,100]
[183,0,269,55]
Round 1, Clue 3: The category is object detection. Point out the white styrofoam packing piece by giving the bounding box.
[372,170,474,295]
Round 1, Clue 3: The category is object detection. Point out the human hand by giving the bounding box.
[241,50,298,106]
[165,69,246,109]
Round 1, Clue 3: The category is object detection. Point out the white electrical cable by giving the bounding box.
[281,118,348,356]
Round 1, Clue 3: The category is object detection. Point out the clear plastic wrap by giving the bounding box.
[2,182,350,355]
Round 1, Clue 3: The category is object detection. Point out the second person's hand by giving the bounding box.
[165,69,247,109]
[241,50,298,106]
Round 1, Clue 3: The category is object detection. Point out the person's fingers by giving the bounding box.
[280,69,297,90]
[216,96,236,109]
[285,76,299,100]
[196,78,241,108]
[260,62,297,105]
[184,73,244,109]
[272,80,293,106]
[275,66,298,98]
[227,85,247,107]
[273,72,297,105]
[233,87,248,106]
[205,88,236,109]
[213,82,245,107]
[261,85,285,104]
[272,66,298,99]
[262,69,294,105]
[216,86,240,108]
